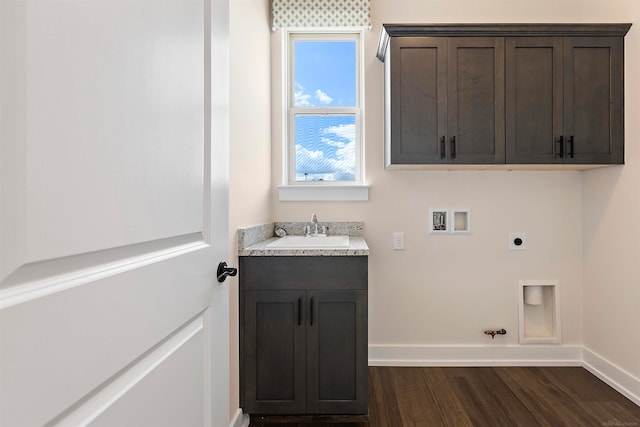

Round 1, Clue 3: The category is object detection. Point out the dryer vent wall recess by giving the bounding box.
[518,281,561,344]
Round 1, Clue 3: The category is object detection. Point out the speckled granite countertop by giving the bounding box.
[237,222,369,257]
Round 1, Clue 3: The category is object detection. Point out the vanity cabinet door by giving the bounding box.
[306,290,368,414]
[563,36,624,164]
[242,290,306,414]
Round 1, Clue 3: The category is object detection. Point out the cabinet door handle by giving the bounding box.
[440,136,446,159]
[309,297,314,326]
[568,135,574,158]
[557,135,564,158]
[297,297,302,326]
[450,136,456,159]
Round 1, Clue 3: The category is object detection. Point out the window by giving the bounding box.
[283,31,365,192]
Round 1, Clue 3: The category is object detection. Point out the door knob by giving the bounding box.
[217,262,238,283]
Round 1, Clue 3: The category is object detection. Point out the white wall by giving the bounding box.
[582,3,640,384]
[228,0,272,419]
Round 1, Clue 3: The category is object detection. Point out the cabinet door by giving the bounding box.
[506,37,564,164]
[243,290,306,414]
[390,37,447,164]
[563,37,624,164]
[306,290,368,414]
[447,37,505,164]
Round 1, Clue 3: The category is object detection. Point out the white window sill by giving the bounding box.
[278,185,369,202]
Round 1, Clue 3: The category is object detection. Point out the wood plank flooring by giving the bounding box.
[250,366,640,427]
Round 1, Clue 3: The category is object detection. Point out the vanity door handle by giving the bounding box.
[297,297,302,326]
[309,297,314,326]
[440,136,446,159]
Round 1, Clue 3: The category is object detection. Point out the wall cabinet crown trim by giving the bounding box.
[377,23,631,60]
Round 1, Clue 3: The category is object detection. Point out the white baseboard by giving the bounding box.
[582,347,640,406]
[369,344,583,366]
[229,408,249,427]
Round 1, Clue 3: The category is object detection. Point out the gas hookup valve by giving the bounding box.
[484,328,507,339]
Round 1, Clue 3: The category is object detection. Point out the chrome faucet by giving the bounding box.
[305,213,327,236]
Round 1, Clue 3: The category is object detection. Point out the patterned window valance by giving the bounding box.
[272,0,371,31]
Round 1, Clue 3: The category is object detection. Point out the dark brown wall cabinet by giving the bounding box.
[378,24,631,168]
[239,256,368,416]
[388,37,505,164]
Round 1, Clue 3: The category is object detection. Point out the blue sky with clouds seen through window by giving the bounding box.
[293,39,357,181]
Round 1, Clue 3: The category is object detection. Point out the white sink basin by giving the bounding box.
[266,235,350,248]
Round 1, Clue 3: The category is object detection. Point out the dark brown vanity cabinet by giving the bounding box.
[239,256,368,416]
[379,24,630,167]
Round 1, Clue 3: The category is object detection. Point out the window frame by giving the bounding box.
[282,29,365,188]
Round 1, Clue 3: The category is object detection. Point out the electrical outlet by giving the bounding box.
[509,233,527,250]
[393,232,405,250]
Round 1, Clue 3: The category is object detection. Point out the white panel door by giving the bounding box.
[0,0,231,426]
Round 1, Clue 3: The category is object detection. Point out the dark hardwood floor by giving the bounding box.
[249,366,640,427]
